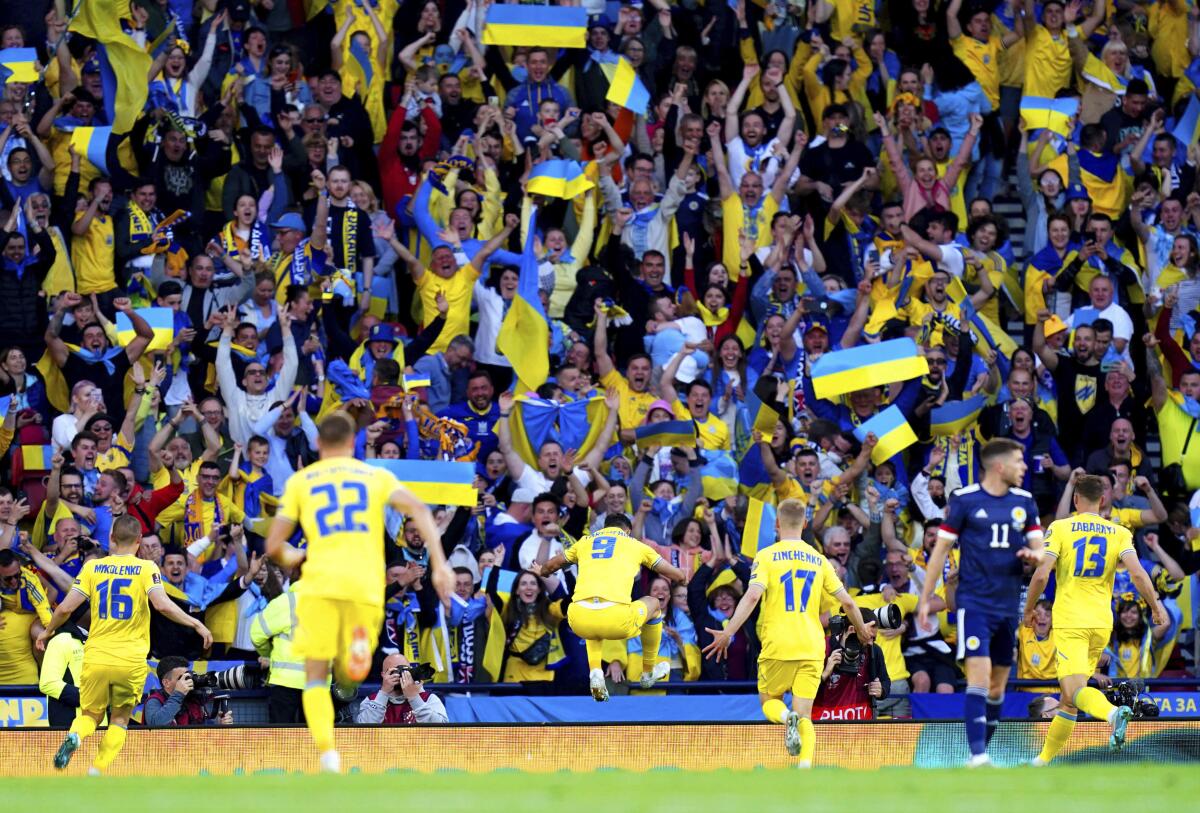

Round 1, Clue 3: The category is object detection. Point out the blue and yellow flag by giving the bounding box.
[0,48,38,83]
[700,451,738,501]
[740,498,777,559]
[496,207,550,390]
[526,160,594,200]
[809,338,929,401]
[605,57,650,115]
[737,443,774,502]
[402,373,431,391]
[347,36,374,94]
[21,445,54,472]
[930,394,986,437]
[116,307,174,352]
[635,420,697,448]
[853,405,917,465]
[366,459,478,507]
[481,5,587,48]
[69,1,154,134]
[69,126,112,175]
[1018,96,1077,139]
[508,393,608,469]
[1171,95,1200,149]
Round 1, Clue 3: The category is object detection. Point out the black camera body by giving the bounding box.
[829,604,902,675]
[392,662,436,683]
[1104,681,1160,719]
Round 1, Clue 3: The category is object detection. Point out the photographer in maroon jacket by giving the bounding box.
[814,607,891,721]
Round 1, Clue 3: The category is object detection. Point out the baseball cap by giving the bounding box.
[1065,183,1091,202]
[270,212,307,233]
[646,399,675,421]
[367,323,398,345]
[1044,314,1068,338]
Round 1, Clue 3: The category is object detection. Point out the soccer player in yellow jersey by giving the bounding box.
[1023,475,1166,764]
[537,514,686,701]
[35,515,212,774]
[702,499,873,766]
[267,411,453,773]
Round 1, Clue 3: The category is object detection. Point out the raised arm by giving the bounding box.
[724,64,759,144]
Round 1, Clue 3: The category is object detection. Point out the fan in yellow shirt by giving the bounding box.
[1023,474,1166,764]
[266,411,453,774]
[703,499,873,766]
[538,515,686,701]
[36,515,212,775]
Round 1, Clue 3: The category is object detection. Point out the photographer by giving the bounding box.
[355,654,448,724]
[813,608,891,721]
[144,656,235,726]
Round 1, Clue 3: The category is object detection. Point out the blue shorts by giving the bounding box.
[956,609,1015,668]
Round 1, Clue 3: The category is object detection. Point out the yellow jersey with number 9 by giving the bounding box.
[277,457,404,608]
[565,528,663,603]
[750,538,845,661]
[1044,512,1134,629]
[71,555,163,666]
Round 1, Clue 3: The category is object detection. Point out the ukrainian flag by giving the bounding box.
[0,48,38,84]
[496,207,550,391]
[526,160,594,200]
[737,443,774,501]
[347,37,374,94]
[69,126,112,175]
[809,338,929,401]
[116,307,174,352]
[69,2,153,134]
[605,57,650,115]
[1018,96,1077,139]
[700,451,738,501]
[634,420,697,448]
[402,373,431,391]
[481,5,587,48]
[745,375,788,436]
[740,498,777,559]
[21,445,54,472]
[930,394,986,437]
[508,394,609,469]
[853,405,917,465]
[1171,95,1200,149]
[366,459,478,507]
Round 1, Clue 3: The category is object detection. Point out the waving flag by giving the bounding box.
[853,405,917,465]
[347,36,374,93]
[1171,95,1200,149]
[0,48,38,83]
[496,207,550,391]
[481,5,587,48]
[737,442,773,501]
[931,394,986,437]
[508,393,609,468]
[69,126,112,175]
[700,451,738,500]
[527,159,594,200]
[1019,96,1078,138]
[69,1,154,133]
[367,459,478,506]
[605,57,650,115]
[402,373,432,391]
[115,307,175,351]
[740,498,777,559]
[635,420,697,448]
[809,338,929,401]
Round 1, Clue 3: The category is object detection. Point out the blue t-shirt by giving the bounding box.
[939,483,1042,616]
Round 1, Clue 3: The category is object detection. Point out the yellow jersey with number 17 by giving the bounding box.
[565,528,663,603]
[71,555,163,666]
[1044,512,1134,629]
[749,538,845,661]
[276,456,404,609]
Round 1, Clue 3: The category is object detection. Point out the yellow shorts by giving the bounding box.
[293,594,383,664]
[567,599,648,641]
[1053,627,1108,679]
[79,660,147,713]
[757,658,822,700]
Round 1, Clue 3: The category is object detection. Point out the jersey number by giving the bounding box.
[313,481,369,536]
[96,578,133,621]
[780,569,816,612]
[1072,536,1108,578]
[590,536,616,559]
[989,523,1011,549]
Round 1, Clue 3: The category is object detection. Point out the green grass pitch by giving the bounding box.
[4,764,1198,811]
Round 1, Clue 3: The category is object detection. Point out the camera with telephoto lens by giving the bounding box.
[391,663,436,683]
[829,604,903,675]
[190,663,265,698]
[1104,681,1159,718]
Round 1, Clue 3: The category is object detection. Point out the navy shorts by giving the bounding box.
[956,609,1015,668]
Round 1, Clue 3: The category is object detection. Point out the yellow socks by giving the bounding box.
[1037,711,1076,763]
[93,724,127,771]
[69,713,97,741]
[585,639,604,672]
[302,682,336,754]
[762,698,790,724]
[639,616,663,671]
[798,717,816,763]
[1074,687,1117,722]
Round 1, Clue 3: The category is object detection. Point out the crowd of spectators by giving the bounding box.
[1,0,1199,724]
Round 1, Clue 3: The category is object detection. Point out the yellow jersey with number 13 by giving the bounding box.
[276,456,404,608]
[1044,512,1134,629]
[750,538,845,661]
[565,528,663,603]
[71,555,163,666]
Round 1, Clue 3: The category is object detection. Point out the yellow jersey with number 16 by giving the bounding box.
[1044,512,1134,629]
[565,528,663,603]
[750,538,845,661]
[276,456,404,608]
[71,555,163,666]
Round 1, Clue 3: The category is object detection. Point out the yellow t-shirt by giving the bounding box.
[1016,625,1058,684]
[417,264,480,353]
[721,195,779,280]
[995,15,1025,88]
[952,33,1002,109]
[1148,1,1190,80]
[600,368,657,432]
[156,493,246,551]
[1024,25,1072,98]
[750,538,845,661]
[671,399,731,451]
[96,432,133,473]
[830,0,876,42]
[1156,397,1200,488]
[71,555,162,666]
[152,459,203,495]
[565,528,662,603]
[852,591,918,681]
[1045,513,1134,629]
[276,456,403,608]
[71,211,117,295]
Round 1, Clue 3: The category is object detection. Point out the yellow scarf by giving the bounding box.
[696,302,729,327]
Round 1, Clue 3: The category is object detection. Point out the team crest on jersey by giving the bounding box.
[1011,506,1026,525]
[967,636,981,650]
[1074,375,1096,413]
[152,573,161,584]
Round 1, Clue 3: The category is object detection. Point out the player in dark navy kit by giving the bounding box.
[917,438,1045,767]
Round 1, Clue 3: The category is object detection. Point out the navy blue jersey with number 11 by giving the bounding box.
[938,484,1042,616]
